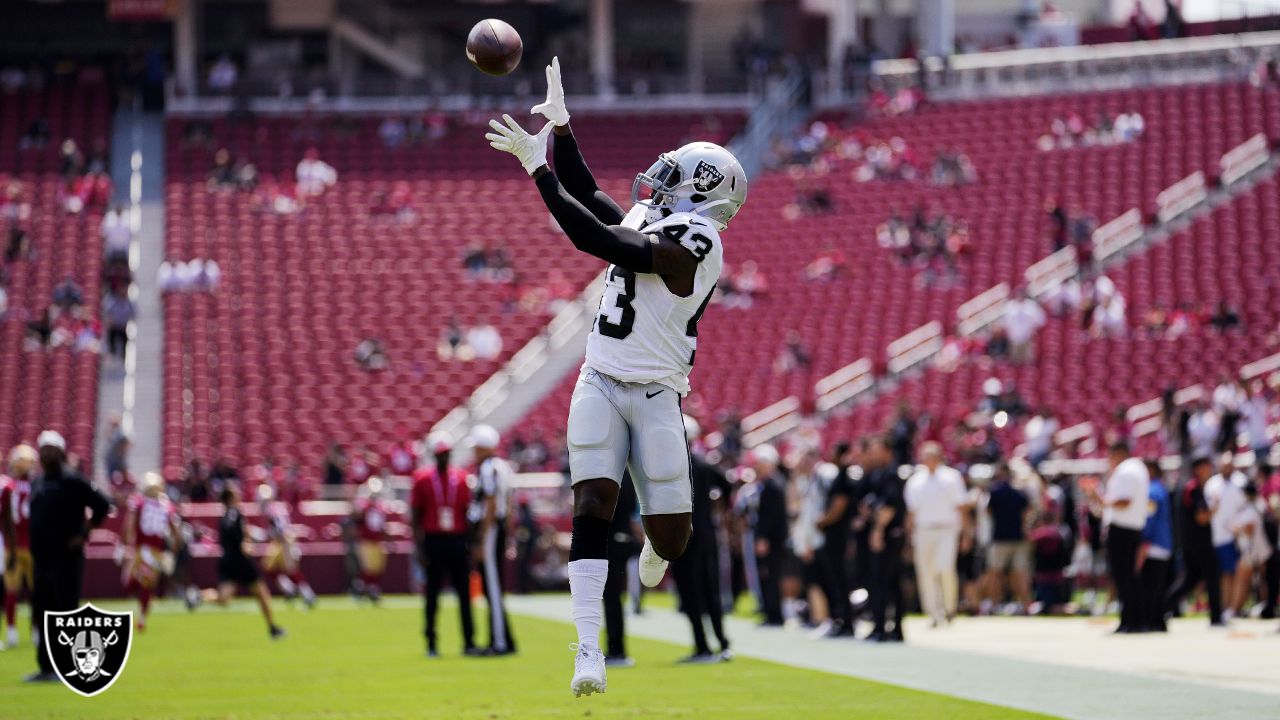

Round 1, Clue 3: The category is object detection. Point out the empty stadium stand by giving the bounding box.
[0,78,112,462]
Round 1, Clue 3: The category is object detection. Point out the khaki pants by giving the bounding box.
[913,526,959,624]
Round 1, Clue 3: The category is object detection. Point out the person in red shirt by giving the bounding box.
[351,476,392,603]
[410,432,477,657]
[121,472,181,630]
[1,444,37,649]
[384,431,418,477]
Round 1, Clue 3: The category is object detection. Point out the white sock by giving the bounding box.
[568,559,608,652]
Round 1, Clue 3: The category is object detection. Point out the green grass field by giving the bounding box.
[0,597,1056,719]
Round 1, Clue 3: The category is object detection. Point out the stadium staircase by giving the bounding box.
[93,110,166,478]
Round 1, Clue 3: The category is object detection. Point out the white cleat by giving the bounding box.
[637,540,669,588]
[570,644,607,697]
[5,627,17,649]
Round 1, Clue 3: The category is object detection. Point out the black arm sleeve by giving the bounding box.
[552,131,625,225]
[536,170,653,273]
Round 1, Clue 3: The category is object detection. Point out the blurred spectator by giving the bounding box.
[1091,293,1127,338]
[158,258,220,293]
[1003,290,1046,363]
[295,148,337,197]
[1045,197,1069,251]
[905,442,968,627]
[208,148,237,189]
[929,148,977,187]
[773,331,811,374]
[379,116,407,149]
[1023,408,1059,469]
[103,291,135,359]
[102,204,132,260]
[983,463,1032,614]
[355,338,389,371]
[1240,380,1272,458]
[323,445,348,487]
[1208,301,1240,331]
[52,277,84,310]
[208,55,238,92]
[438,317,466,361]
[467,322,503,361]
[60,138,84,178]
[369,183,415,223]
[19,117,49,150]
[1029,498,1073,615]
[1206,454,1248,618]
[804,247,848,282]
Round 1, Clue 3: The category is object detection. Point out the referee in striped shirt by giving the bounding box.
[470,425,516,656]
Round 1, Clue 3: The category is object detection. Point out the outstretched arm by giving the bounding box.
[531,56,624,224]
[551,126,624,225]
[533,167,652,273]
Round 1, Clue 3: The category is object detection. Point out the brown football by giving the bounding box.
[466,19,523,77]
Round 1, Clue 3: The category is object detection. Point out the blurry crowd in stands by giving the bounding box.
[876,204,972,289]
[436,316,504,363]
[1037,111,1146,151]
[2,103,135,361]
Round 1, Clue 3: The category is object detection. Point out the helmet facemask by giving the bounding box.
[632,153,735,230]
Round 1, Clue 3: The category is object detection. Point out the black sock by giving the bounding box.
[569,515,610,561]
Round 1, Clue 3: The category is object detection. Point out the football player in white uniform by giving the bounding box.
[486,57,747,697]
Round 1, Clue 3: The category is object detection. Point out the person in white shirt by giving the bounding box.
[1187,402,1220,460]
[295,148,337,197]
[904,442,969,626]
[101,204,132,260]
[1239,380,1271,457]
[1228,483,1272,618]
[1003,291,1046,363]
[1204,454,1249,618]
[1023,407,1059,468]
[1091,441,1149,633]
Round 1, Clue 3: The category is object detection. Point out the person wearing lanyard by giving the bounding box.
[411,432,478,658]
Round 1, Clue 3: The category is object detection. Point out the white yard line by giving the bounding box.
[507,594,1280,720]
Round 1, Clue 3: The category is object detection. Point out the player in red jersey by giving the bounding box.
[257,485,316,608]
[351,476,392,603]
[121,472,181,631]
[1,444,37,649]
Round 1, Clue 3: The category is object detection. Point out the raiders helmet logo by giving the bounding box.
[691,160,725,193]
[44,604,133,697]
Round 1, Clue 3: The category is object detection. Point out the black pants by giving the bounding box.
[756,549,783,625]
[672,542,728,655]
[478,524,515,653]
[850,531,871,593]
[869,537,905,637]
[421,535,474,651]
[1166,541,1222,623]
[1263,553,1280,618]
[1106,526,1142,630]
[818,539,851,626]
[107,326,128,358]
[603,543,631,658]
[1137,556,1169,631]
[32,551,85,674]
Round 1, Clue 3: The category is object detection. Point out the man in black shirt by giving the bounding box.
[863,437,906,642]
[749,445,788,627]
[814,442,855,636]
[27,431,111,682]
[671,417,732,660]
[1166,457,1222,625]
[202,487,284,639]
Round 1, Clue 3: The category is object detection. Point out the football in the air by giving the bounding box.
[466,18,523,76]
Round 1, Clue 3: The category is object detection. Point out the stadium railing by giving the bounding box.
[863,30,1280,101]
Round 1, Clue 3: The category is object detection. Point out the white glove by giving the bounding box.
[530,56,570,127]
[485,114,554,176]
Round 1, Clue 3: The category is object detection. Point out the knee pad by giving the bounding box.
[641,426,688,484]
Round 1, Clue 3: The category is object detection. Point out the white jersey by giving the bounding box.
[584,206,723,395]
